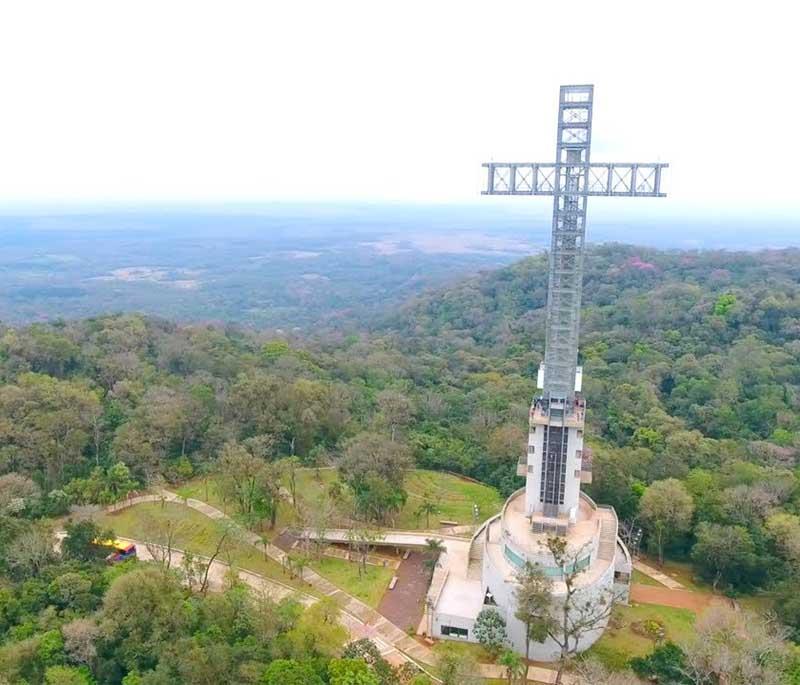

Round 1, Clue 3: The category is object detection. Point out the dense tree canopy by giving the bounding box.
[1,245,800,681]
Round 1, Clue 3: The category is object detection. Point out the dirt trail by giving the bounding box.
[630,584,731,612]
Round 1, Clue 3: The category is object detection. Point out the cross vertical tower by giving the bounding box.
[546,84,593,403]
[483,85,667,524]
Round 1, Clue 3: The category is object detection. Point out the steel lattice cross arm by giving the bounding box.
[482,161,668,196]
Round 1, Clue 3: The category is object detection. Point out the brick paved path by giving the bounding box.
[377,551,428,632]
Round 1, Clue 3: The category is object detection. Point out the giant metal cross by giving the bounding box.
[483,84,668,404]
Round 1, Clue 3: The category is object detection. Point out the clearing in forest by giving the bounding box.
[176,467,504,531]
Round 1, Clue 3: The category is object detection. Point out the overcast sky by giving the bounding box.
[0,1,796,223]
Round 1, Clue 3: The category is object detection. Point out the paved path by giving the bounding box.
[122,535,311,603]
[633,560,685,589]
[115,536,419,666]
[274,530,400,569]
[107,492,571,684]
[301,527,471,546]
[106,492,435,668]
[477,664,578,685]
[377,551,428,633]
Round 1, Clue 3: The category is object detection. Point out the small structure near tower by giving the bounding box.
[428,85,668,659]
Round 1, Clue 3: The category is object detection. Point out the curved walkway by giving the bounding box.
[107,492,573,684]
[115,535,442,673]
[106,492,436,669]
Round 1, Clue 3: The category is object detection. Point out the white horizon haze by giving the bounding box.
[0,0,797,224]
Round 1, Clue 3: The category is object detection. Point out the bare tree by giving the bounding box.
[376,389,413,442]
[0,473,41,513]
[345,525,384,578]
[199,525,233,594]
[681,606,791,685]
[540,536,615,684]
[572,659,640,685]
[62,617,99,668]
[6,522,55,576]
[142,514,198,571]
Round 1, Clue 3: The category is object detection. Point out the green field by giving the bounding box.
[168,467,503,605]
[396,470,504,528]
[175,474,299,534]
[587,603,696,670]
[310,556,394,608]
[95,502,314,594]
[176,467,504,532]
[738,593,776,615]
[631,568,663,587]
[431,639,496,661]
[96,501,393,607]
[637,555,709,593]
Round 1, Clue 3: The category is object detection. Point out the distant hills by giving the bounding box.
[1,206,797,329]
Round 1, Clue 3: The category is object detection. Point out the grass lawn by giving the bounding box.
[431,639,497,665]
[168,468,502,605]
[95,502,315,594]
[310,556,394,608]
[175,467,503,532]
[587,602,696,670]
[639,555,710,593]
[632,568,663,587]
[284,467,504,530]
[738,593,776,615]
[396,470,504,529]
[174,471,314,535]
[174,477,235,517]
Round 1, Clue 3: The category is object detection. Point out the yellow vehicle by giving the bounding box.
[95,538,137,564]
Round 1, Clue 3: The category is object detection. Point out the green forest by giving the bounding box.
[2,244,800,683]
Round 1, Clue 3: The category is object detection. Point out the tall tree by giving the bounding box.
[415,499,439,529]
[216,442,265,517]
[422,538,445,575]
[639,478,694,565]
[473,608,508,657]
[376,389,413,442]
[691,522,757,591]
[513,562,554,662]
[338,432,412,522]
